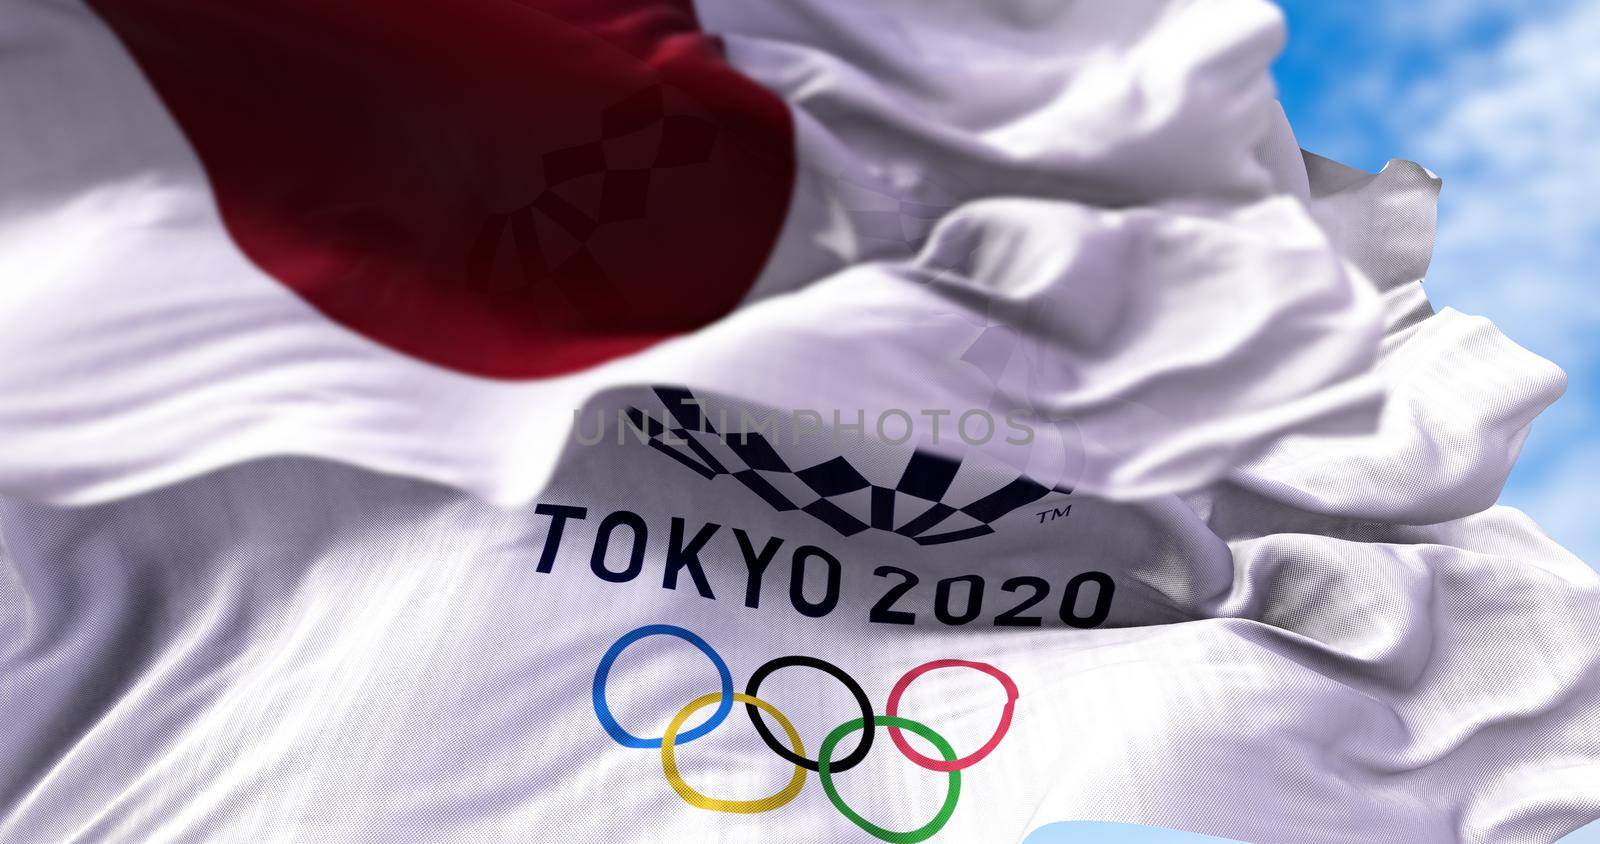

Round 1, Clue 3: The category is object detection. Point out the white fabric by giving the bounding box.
[3,388,1595,843]
[0,0,1383,506]
[4,461,1595,844]
[3,148,1598,843]
[3,1,1598,843]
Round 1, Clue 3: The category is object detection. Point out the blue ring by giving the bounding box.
[592,624,734,749]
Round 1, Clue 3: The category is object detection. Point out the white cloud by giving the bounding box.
[1300,0,1600,566]
[1410,0,1600,364]
[1402,1,1600,568]
[1381,0,1562,43]
[1401,3,1600,569]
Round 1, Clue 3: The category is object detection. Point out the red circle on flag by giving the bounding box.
[90,0,796,378]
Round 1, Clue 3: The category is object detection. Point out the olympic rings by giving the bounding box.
[819,716,960,844]
[593,625,1018,838]
[593,624,734,749]
[663,692,807,814]
[745,655,875,772]
[886,659,1019,772]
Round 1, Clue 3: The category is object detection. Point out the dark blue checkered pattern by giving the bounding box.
[467,85,718,292]
[629,387,1070,545]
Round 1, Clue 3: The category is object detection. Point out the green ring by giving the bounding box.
[817,716,961,844]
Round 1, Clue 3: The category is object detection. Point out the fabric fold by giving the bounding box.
[0,0,1387,508]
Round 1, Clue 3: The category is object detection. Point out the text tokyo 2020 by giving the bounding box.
[528,504,1116,628]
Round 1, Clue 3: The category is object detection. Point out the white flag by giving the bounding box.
[0,0,1382,506]
[1,1,1596,843]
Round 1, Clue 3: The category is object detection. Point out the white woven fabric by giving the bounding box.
[0,0,1381,506]
[1,2,1595,843]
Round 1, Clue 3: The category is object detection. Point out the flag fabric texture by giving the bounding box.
[2,1,1598,843]
[0,0,1387,505]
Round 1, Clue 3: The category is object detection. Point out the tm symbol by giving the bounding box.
[1034,505,1072,524]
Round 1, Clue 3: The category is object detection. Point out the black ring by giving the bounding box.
[744,655,875,773]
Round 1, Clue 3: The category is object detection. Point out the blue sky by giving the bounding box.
[1272,0,1600,574]
[1031,1,1599,841]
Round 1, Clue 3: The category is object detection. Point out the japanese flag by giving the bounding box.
[1,2,1597,844]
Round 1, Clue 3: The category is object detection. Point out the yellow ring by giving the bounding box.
[661,692,807,814]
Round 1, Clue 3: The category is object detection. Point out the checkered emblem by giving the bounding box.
[629,387,1071,545]
[467,84,718,298]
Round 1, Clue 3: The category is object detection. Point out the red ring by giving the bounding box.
[885,659,1019,772]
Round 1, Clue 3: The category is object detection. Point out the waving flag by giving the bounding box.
[2,1,1598,844]
[0,0,1385,505]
